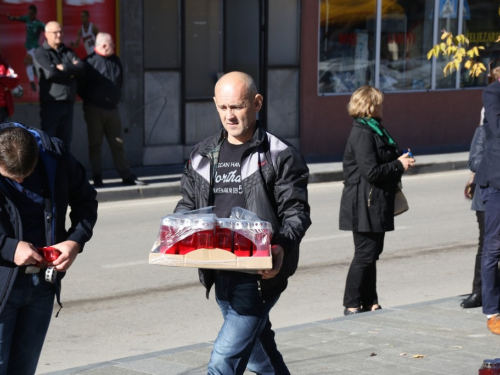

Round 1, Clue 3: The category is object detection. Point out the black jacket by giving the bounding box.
[0,122,98,314]
[475,80,500,190]
[469,123,491,211]
[34,41,84,103]
[174,125,311,298]
[79,52,122,110]
[339,120,403,233]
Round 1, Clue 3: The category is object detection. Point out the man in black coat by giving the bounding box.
[474,72,500,335]
[78,32,144,187]
[34,21,84,150]
[0,123,98,374]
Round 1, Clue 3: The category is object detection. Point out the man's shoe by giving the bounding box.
[93,175,104,188]
[487,314,500,335]
[460,293,482,308]
[122,175,147,186]
[344,308,362,316]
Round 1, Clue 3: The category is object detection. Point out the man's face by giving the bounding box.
[28,9,36,21]
[45,23,63,49]
[81,12,89,24]
[99,38,115,56]
[213,81,262,144]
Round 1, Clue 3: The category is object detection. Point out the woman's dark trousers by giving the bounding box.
[344,232,385,308]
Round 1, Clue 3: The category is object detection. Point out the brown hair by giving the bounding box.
[488,66,500,84]
[0,127,39,179]
[347,85,384,119]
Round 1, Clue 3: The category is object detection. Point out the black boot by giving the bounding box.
[460,293,482,308]
[93,174,104,188]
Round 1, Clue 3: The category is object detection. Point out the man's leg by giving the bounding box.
[56,101,74,151]
[40,102,61,139]
[103,109,132,179]
[84,104,105,178]
[481,186,500,318]
[208,273,282,375]
[0,107,8,123]
[0,272,55,375]
[247,306,290,375]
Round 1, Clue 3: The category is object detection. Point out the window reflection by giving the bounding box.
[380,1,432,91]
[318,0,500,93]
[318,0,377,94]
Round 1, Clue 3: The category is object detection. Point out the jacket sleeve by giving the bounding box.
[34,47,81,84]
[63,150,98,248]
[469,125,486,173]
[271,147,311,255]
[0,68,19,90]
[355,130,403,184]
[175,160,197,213]
[483,84,500,138]
[62,49,85,78]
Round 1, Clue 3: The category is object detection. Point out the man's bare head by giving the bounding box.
[213,72,263,144]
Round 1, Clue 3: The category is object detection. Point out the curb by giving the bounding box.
[96,160,469,203]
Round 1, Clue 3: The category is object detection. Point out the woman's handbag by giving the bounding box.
[394,187,409,216]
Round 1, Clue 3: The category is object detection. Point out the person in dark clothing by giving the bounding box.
[0,123,98,374]
[34,21,84,150]
[79,32,145,187]
[174,71,311,374]
[473,61,500,335]
[339,86,414,316]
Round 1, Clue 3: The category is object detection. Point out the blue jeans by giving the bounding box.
[480,186,500,315]
[0,271,55,375]
[208,272,289,375]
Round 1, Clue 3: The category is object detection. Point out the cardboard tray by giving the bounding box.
[149,248,272,270]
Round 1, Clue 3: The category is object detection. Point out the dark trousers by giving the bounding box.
[0,107,8,123]
[480,186,500,314]
[83,104,132,179]
[472,210,485,296]
[344,232,385,308]
[40,101,74,151]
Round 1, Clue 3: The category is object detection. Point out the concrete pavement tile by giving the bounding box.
[118,357,202,374]
[155,349,210,367]
[334,355,425,375]
[68,367,151,374]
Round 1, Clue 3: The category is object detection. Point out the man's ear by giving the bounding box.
[254,94,263,112]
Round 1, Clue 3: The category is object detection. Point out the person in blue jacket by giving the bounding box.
[0,122,98,374]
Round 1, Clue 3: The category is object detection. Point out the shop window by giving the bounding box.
[380,0,433,91]
[460,0,500,88]
[318,0,376,94]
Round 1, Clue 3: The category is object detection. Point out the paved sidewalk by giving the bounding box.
[43,296,495,375]
[94,152,469,202]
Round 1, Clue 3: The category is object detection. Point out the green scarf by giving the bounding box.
[356,117,397,148]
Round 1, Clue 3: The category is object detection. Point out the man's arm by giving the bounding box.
[70,28,82,49]
[175,160,198,213]
[6,14,26,22]
[51,149,98,272]
[62,49,85,78]
[483,85,500,137]
[270,147,311,255]
[34,47,74,83]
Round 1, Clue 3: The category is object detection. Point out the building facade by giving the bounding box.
[9,0,494,171]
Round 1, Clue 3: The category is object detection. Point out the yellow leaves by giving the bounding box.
[413,354,426,359]
[428,30,493,77]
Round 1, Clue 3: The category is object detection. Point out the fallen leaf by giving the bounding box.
[370,352,377,357]
[413,354,426,359]
[400,352,407,356]
[450,346,463,349]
